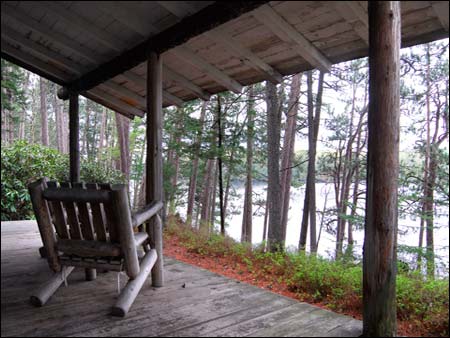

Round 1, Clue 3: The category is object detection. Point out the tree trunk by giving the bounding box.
[363,2,400,336]
[217,95,225,235]
[200,159,216,231]
[40,77,49,146]
[115,112,131,184]
[280,74,301,244]
[187,101,207,226]
[98,106,107,158]
[266,81,283,252]
[241,85,255,243]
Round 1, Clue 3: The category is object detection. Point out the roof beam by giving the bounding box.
[164,65,211,101]
[38,1,127,52]
[253,5,332,72]
[66,1,268,93]
[121,71,184,107]
[431,1,449,32]
[1,3,105,65]
[205,29,283,84]
[175,46,243,94]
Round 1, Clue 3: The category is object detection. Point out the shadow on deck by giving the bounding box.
[1,221,362,337]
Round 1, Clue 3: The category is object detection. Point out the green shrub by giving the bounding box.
[1,141,125,221]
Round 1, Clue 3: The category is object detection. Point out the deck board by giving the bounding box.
[1,220,362,337]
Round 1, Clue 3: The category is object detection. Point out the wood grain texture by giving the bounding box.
[2,220,362,337]
[363,2,400,336]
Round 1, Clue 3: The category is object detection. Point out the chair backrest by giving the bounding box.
[28,178,139,277]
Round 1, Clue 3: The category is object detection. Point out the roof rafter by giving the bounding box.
[175,46,243,94]
[252,4,332,72]
[164,65,211,101]
[87,88,145,117]
[65,1,268,93]
[205,29,283,84]
[121,71,185,107]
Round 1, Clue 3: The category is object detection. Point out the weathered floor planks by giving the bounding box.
[1,220,362,337]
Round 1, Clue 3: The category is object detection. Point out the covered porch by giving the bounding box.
[1,1,449,336]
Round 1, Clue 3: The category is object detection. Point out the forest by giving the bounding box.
[1,40,449,336]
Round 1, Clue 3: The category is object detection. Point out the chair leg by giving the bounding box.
[30,266,75,307]
[151,215,164,287]
[85,268,97,281]
[111,249,157,317]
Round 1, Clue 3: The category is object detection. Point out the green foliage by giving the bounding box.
[1,141,124,221]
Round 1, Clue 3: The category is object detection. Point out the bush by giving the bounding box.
[1,141,125,221]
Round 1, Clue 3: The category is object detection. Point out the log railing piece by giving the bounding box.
[131,201,164,228]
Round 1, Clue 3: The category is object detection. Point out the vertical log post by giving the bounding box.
[69,92,80,183]
[363,2,400,336]
[146,52,164,287]
[69,91,96,281]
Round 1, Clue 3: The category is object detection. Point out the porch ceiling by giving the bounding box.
[1,1,449,118]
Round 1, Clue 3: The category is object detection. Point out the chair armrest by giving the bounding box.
[131,201,163,228]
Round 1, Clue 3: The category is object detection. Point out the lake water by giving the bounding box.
[177,181,449,276]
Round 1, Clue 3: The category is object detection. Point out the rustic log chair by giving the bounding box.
[28,178,164,317]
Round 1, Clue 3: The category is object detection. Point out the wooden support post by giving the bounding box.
[111,249,157,317]
[69,92,80,183]
[30,266,75,306]
[363,2,400,336]
[146,52,164,287]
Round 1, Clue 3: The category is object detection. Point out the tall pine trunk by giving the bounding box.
[241,85,255,243]
[187,101,207,226]
[266,81,283,252]
[280,74,301,243]
[39,77,49,146]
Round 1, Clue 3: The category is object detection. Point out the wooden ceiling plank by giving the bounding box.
[1,41,72,82]
[40,1,126,52]
[1,25,85,76]
[205,29,283,84]
[163,65,211,100]
[175,46,243,94]
[156,1,197,19]
[333,2,369,45]
[253,4,332,72]
[91,1,156,37]
[431,1,449,32]
[1,3,103,65]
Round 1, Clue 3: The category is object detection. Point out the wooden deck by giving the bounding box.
[1,221,362,337]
